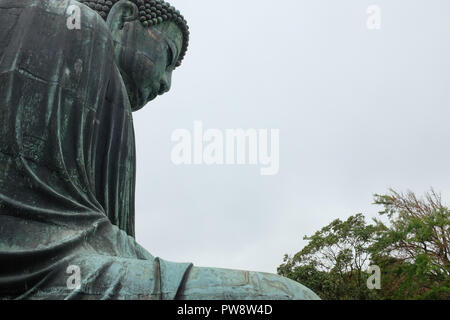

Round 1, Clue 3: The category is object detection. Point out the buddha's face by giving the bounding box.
[113,21,183,111]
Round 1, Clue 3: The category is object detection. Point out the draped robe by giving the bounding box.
[0,0,192,299]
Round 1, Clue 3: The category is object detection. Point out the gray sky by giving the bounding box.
[133,0,450,273]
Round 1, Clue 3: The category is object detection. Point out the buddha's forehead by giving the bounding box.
[145,21,183,53]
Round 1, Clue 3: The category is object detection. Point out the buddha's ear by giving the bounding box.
[106,0,139,39]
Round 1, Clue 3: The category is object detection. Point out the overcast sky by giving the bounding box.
[132,0,450,273]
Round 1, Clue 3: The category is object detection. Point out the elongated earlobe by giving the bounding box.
[107,0,139,38]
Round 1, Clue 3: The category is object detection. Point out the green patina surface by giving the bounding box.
[0,0,319,300]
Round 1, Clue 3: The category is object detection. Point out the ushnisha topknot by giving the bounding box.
[80,0,189,67]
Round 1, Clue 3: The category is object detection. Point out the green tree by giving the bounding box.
[278,214,378,300]
[372,189,450,299]
[279,189,450,300]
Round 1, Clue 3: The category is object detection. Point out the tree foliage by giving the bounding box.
[372,189,450,299]
[278,189,450,300]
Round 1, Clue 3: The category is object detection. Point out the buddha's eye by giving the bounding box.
[166,45,174,69]
[165,39,178,70]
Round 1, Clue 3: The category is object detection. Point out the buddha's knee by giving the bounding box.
[179,266,320,300]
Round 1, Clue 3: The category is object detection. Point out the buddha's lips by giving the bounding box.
[136,90,155,107]
[148,91,158,101]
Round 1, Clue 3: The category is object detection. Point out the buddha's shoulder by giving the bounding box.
[21,0,112,38]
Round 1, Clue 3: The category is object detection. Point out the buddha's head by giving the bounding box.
[81,0,189,111]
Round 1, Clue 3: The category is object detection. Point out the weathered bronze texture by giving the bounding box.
[0,0,319,300]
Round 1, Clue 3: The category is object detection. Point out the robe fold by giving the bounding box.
[0,0,192,299]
